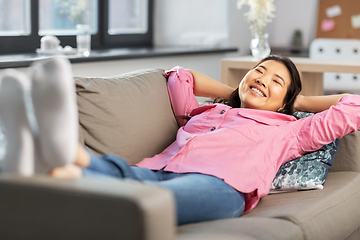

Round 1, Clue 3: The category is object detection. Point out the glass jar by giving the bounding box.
[250,33,271,59]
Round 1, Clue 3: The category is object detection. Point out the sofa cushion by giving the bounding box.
[331,130,360,173]
[75,69,179,165]
[176,217,304,240]
[245,172,360,240]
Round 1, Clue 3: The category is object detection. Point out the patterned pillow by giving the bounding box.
[270,112,340,193]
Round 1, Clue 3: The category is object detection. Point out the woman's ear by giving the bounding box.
[277,103,286,112]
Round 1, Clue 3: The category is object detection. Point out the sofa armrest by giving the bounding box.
[0,174,176,240]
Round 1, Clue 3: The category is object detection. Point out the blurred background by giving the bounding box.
[0,0,318,78]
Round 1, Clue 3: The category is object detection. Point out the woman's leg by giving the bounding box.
[30,56,78,170]
[153,173,246,225]
[78,152,246,224]
[50,144,162,180]
[0,57,79,175]
[0,70,35,175]
[51,149,245,224]
[81,150,162,180]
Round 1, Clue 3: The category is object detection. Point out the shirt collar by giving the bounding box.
[238,108,297,126]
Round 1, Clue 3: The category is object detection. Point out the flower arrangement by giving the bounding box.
[237,0,276,36]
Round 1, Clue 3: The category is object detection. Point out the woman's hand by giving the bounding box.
[294,93,351,113]
[294,94,305,112]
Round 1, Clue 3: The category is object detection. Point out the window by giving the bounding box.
[39,0,98,36]
[103,0,153,48]
[0,0,31,36]
[108,0,148,35]
[0,0,153,54]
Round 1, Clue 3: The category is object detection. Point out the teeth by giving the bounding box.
[251,87,264,97]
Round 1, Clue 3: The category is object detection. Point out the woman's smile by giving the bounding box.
[249,86,266,97]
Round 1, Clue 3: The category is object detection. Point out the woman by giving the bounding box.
[1,55,359,225]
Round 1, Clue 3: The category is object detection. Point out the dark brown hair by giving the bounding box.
[215,55,302,115]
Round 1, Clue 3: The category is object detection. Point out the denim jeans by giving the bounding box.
[82,152,246,225]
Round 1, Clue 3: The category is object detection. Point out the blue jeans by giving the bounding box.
[82,152,246,225]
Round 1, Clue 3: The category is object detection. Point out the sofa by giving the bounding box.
[0,68,360,240]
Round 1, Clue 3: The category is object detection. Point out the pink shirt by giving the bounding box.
[136,66,360,213]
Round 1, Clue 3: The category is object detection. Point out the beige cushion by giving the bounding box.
[75,69,179,164]
[177,217,303,240]
[331,130,360,173]
[244,172,360,240]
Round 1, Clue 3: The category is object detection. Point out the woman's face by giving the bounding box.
[238,60,292,112]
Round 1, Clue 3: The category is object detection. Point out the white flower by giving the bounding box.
[237,0,276,36]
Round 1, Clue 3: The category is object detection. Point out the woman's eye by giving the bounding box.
[255,69,263,74]
[273,80,282,85]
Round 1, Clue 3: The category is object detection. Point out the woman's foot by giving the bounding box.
[49,164,83,179]
[49,144,89,178]
[29,56,78,169]
[0,70,35,175]
[74,143,91,168]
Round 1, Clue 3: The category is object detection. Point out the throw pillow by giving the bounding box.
[75,69,179,165]
[270,112,340,193]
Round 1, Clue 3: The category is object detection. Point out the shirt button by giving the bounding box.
[220,110,226,114]
[211,127,216,131]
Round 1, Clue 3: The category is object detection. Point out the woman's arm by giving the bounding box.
[295,94,360,153]
[294,93,351,113]
[187,69,234,99]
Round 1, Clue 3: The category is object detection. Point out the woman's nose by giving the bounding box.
[256,78,267,88]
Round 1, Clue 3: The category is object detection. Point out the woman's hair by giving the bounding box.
[215,55,302,115]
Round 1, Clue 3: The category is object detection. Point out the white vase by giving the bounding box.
[250,33,271,59]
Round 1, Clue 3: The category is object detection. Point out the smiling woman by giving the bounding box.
[216,55,302,115]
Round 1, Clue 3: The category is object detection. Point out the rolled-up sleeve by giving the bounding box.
[166,66,199,127]
[296,95,360,153]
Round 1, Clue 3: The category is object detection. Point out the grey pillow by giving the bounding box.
[75,69,179,165]
[271,112,340,192]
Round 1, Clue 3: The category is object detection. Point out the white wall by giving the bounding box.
[71,54,226,78]
[268,0,319,48]
[154,0,319,54]
[227,0,319,51]
[1,53,230,81]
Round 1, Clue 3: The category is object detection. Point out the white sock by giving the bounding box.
[29,56,78,169]
[0,70,35,176]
